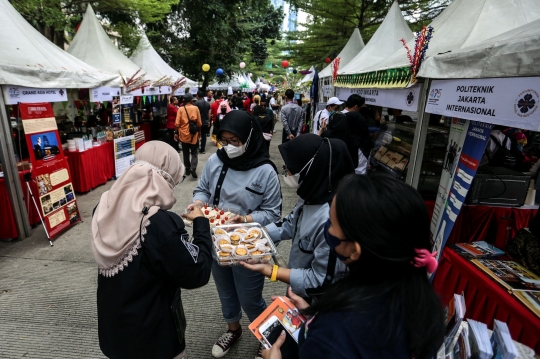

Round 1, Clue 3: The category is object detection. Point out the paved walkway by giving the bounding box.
[0,123,298,359]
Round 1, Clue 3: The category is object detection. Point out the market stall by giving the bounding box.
[64,141,114,193]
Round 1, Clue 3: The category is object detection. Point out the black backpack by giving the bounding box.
[486,134,517,168]
[184,106,198,135]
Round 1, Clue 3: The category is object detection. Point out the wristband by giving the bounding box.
[269,265,279,282]
[244,216,248,223]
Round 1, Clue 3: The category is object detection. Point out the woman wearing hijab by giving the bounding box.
[243,134,354,305]
[322,112,373,175]
[212,101,232,148]
[91,141,213,359]
[187,111,282,359]
[253,105,274,153]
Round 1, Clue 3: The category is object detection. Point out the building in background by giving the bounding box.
[271,0,308,33]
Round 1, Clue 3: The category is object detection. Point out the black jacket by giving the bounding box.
[97,211,212,359]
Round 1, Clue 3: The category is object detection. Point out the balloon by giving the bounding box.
[239,62,246,69]
[281,60,289,68]
[202,64,210,72]
[216,68,224,76]
[248,73,252,77]
[293,69,297,74]
[270,73,274,77]
[325,57,331,64]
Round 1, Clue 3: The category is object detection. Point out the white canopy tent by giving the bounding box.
[338,1,413,77]
[0,0,121,89]
[297,66,315,86]
[130,33,197,87]
[67,5,142,81]
[208,74,243,91]
[319,28,365,79]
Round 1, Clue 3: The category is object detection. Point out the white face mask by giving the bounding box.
[223,128,252,159]
[282,158,315,189]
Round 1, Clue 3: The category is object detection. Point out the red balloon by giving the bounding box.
[282,60,289,68]
[325,57,331,64]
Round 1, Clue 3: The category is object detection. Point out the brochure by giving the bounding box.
[444,294,466,353]
[491,320,518,359]
[454,241,505,258]
[467,319,493,359]
[471,260,540,293]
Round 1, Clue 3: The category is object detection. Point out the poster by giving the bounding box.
[430,119,492,264]
[111,95,121,128]
[20,103,81,239]
[2,85,67,105]
[120,95,134,127]
[425,77,540,131]
[114,135,135,177]
[335,84,422,112]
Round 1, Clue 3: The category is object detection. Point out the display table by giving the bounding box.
[135,140,146,150]
[425,200,538,250]
[433,248,540,353]
[0,170,41,239]
[140,122,152,142]
[64,142,115,193]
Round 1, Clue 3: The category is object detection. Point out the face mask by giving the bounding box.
[281,157,314,189]
[224,144,245,159]
[323,220,349,261]
[221,108,227,114]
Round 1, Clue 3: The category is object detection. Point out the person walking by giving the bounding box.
[91,141,213,359]
[206,90,215,104]
[196,90,212,154]
[187,111,282,359]
[312,97,343,135]
[253,105,274,154]
[167,96,180,151]
[175,93,202,178]
[280,89,304,144]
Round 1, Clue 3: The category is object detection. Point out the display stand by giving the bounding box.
[23,172,53,246]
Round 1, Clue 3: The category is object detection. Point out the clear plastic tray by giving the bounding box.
[212,223,278,266]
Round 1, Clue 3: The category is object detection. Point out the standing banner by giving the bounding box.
[20,103,81,239]
[114,135,135,177]
[430,119,493,261]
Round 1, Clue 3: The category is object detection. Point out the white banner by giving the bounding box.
[120,95,134,105]
[114,135,135,178]
[173,88,186,96]
[425,77,540,131]
[2,85,67,105]
[335,84,422,112]
[323,85,332,97]
[90,87,121,102]
[127,86,171,96]
[190,87,198,95]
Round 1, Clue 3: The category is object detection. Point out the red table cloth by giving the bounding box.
[135,140,145,150]
[140,123,152,142]
[425,200,538,249]
[64,141,115,193]
[0,170,41,239]
[433,248,540,353]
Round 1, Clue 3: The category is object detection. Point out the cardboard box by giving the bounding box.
[374,146,388,161]
[381,151,395,165]
[17,161,31,171]
[387,153,404,169]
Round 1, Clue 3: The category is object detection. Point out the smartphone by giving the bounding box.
[259,316,298,352]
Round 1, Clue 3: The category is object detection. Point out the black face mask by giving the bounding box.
[221,108,227,114]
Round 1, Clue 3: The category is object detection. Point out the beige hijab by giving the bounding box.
[91,141,185,277]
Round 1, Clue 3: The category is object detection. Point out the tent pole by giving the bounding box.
[0,90,31,239]
[406,79,431,189]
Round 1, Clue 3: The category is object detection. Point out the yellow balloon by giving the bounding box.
[202,64,210,72]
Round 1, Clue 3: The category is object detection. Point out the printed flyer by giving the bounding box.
[20,103,81,239]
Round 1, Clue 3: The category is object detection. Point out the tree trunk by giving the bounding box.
[202,72,209,91]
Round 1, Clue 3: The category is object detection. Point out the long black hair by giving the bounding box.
[303,173,444,359]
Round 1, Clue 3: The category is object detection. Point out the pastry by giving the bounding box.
[236,228,248,234]
[218,251,231,258]
[235,247,248,256]
[246,244,256,250]
[220,244,234,252]
[244,233,257,241]
[251,250,263,256]
[229,234,241,244]
[248,229,262,238]
[218,239,230,247]
[215,229,227,235]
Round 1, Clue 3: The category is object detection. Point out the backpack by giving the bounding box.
[184,106,198,135]
[486,134,516,168]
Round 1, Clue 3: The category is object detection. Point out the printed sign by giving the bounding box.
[430,119,493,267]
[90,87,121,102]
[335,84,422,112]
[114,135,135,177]
[20,103,81,239]
[425,77,540,131]
[127,86,171,96]
[2,86,67,105]
[111,96,121,127]
[173,88,186,96]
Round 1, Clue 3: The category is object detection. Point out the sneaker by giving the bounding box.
[191,169,198,179]
[199,149,206,154]
[212,329,243,358]
[255,342,264,359]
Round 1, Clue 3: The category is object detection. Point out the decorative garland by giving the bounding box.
[331,57,341,83]
[401,25,434,83]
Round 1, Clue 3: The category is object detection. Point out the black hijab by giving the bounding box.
[279,134,354,205]
[322,112,373,164]
[217,110,276,172]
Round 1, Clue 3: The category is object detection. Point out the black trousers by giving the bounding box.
[181,142,198,171]
[167,129,179,151]
[200,125,211,151]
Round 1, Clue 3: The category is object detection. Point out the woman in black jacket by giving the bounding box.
[91,141,213,359]
[253,105,274,153]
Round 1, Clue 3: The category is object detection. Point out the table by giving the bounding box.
[135,140,145,150]
[0,170,41,239]
[433,248,540,353]
[140,122,152,142]
[64,142,115,193]
[425,200,538,250]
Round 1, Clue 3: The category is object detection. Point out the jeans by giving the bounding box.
[211,261,266,323]
[181,142,198,171]
[200,125,211,151]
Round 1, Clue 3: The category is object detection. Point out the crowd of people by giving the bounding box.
[91,88,446,359]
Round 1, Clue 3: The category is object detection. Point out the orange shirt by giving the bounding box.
[175,104,202,144]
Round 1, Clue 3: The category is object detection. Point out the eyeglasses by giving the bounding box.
[219,138,241,146]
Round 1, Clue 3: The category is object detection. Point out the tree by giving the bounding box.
[285,0,450,69]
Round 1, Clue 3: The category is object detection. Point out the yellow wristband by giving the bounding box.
[270,265,279,282]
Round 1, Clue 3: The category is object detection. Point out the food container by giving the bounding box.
[211,223,278,266]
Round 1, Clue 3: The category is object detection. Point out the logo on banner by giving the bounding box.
[514,89,539,117]
[8,87,20,100]
[406,89,415,107]
[428,88,442,105]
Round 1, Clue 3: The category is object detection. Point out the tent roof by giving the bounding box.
[298,66,316,85]
[130,34,189,83]
[419,18,540,79]
[0,0,121,88]
[67,5,142,80]
[208,74,244,90]
[363,0,540,73]
[319,28,365,78]
[339,1,413,75]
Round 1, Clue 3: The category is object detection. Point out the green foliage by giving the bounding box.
[285,0,450,68]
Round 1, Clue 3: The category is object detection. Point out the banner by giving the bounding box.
[127,86,171,96]
[120,96,134,126]
[90,87,121,102]
[3,86,67,105]
[114,135,135,177]
[20,103,81,239]
[425,77,540,131]
[335,84,422,112]
[430,119,493,262]
[111,96,121,127]
[173,88,186,96]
